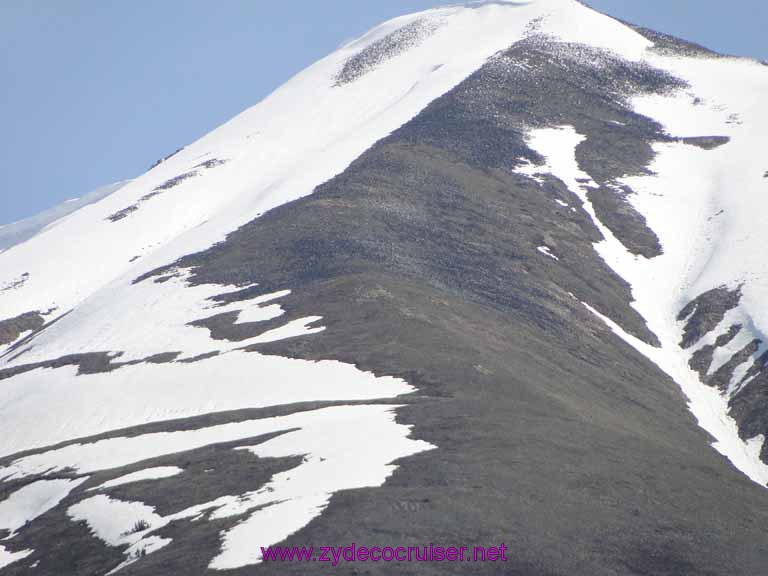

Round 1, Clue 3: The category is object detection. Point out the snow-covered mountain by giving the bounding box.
[0,181,131,253]
[2,1,768,574]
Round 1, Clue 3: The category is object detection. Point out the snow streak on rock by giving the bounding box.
[514,36,768,487]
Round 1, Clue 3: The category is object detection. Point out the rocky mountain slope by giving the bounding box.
[1,0,767,574]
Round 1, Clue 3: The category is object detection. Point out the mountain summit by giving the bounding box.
[1,1,768,574]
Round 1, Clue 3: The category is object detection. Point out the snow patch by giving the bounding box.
[45,405,434,572]
[0,546,33,570]
[537,245,559,261]
[90,467,183,491]
[522,118,768,489]
[0,353,416,463]
[578,299,768,487]
[68,495,171,573]
[68,495,163,547]
[0,478,88,537]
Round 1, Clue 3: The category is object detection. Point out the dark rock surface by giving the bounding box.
[679,135,730,150]
[677,285,742,349]
[729,344,768,460]
[677,286,768,463]
[1,429,301,576]
[0,311,44,347]
[731,370,768,461]
[334,18,440,86]
[0,350,181,381]
[587,184,661,257]
[708,338,762,391]
[688,323,742,377]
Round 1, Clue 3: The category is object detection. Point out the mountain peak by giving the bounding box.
[1,4,768,575]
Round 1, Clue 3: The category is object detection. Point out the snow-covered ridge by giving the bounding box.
[621,50,768,481]
[514,40,768,486]
[0,180,130,253]
[0,0,652,326]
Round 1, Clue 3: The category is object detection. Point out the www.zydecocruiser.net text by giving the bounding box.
[261,543,509,566]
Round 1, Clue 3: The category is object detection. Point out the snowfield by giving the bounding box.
[0,478,88,537]
[1,0,768,572]
[55,405,430,570]
[0,181,131,253]
[514,37,768,486]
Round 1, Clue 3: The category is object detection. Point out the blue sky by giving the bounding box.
[1,0,765,225]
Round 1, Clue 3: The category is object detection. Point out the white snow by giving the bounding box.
[0,273,293,368]
[0,356,416,461]
[68,495,171,573]
[0,405,428,482]
[0,270,418,461]
[516,41,768,488]
[50,405,433,572]
[0,181,130,252]
[578,299,768,487]
[516,127,608,238]
[614,52,768,484]
[68,495,163,547]
[537,245,559,261]
[209,404,433,569]
[706,324,753,377]
[244,316,324,344]
[0,546,32,570]
[90,467,183,491]
[107,536,171,576]
[0,478,88,537]
[226,290,291,324]
[0,478,87,568]
[0,330,33,356]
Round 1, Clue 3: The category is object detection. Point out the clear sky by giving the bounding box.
[1,1,765,225]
